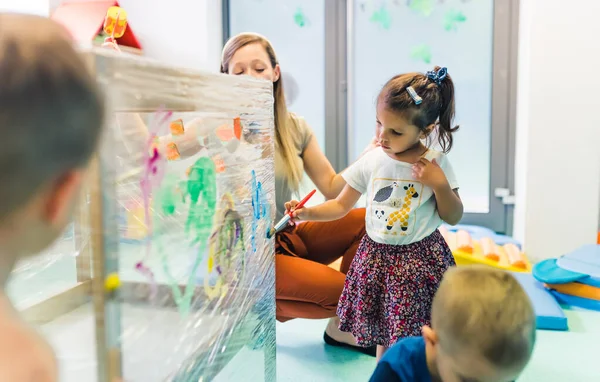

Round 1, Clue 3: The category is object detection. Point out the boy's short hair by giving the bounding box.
[0,13,104,221]
[432,266,536,370]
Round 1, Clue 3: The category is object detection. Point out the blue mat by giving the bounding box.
[511,272,568,331]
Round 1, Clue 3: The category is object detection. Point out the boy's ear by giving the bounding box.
[422,325,438,346]
[43,170,84,225]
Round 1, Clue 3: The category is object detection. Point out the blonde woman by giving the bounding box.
[221,33,377,356]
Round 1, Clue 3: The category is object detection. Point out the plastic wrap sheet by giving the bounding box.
[9,48,277,382]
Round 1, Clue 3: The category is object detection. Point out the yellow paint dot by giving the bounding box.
[104,273,121,291]
[208,254,214,273]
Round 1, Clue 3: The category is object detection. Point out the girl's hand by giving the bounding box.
[412,158,449,191]
[284,200,309,222]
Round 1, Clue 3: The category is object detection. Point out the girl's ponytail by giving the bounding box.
[430,66,459,153]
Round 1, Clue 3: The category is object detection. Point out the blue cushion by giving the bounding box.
[550,290,600,312]
[556,244,600,278]
[510,272,568,331]
[533,258,600,288]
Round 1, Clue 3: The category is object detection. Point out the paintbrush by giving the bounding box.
[266,189,316,239]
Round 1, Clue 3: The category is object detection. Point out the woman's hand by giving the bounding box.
[412,158,449,191]
[284,200,310,222]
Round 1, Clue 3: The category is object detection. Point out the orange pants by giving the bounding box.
[275,208,366,322]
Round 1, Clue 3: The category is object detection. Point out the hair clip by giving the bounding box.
[426,67,448,86]
[406,86,422,105]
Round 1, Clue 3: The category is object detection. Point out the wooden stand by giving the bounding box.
[17,48,277,382]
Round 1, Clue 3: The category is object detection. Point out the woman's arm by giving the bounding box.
[303,136,379,200]
[433,185,463,226]
[302,137,345,199]
[286,184,362,222]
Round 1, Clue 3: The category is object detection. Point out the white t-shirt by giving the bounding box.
[342,148,459,245]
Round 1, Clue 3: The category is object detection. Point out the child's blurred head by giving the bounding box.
[0,14,104,266]
[423,266,535,382]
[376,66,458,156]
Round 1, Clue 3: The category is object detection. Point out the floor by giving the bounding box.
[8,229,600,381]
[276,308,600,382]
[10,265,600,381]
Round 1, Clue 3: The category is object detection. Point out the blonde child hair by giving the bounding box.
[432,266,536,370]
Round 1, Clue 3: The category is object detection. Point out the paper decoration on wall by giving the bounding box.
[370,4,392,29]
[409,0,435,16]
[444,9,467,31]
[411,44,432,63]
[294,7,308,27]
[282,71,299,107]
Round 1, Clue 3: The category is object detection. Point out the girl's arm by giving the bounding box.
[303,135,379,200]
[286,184,362,222]
[433,185,463,225]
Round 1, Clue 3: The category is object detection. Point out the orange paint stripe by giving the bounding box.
[233,117,242,140]
[545,282,600,301]
[170,119,185,136]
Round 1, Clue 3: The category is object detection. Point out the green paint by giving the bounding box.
[411,44,432,64]
[153,156,217,316]
[294,7,307,27]
[444,9,467,31]
[370,5,392,30]
[156,174,179,216]
[215,208,244,277]
[409,0,435,17]
[185,157,217,248]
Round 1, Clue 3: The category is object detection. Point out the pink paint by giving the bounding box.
[136,261,158,299]
[137,109,172,291]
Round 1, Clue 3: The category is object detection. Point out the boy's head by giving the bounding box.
[423,266,536,382]
[0,14,104,263]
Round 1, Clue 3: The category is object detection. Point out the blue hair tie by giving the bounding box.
[426,67,448,86]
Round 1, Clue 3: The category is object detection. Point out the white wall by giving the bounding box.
[109,0,223,71]
[48,0,224,72]
[513,0,600,261]
[0,0,49,15]
[3,0,223,72]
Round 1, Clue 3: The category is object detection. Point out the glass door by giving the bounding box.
[347,0,516,232]
[225,0,518,233]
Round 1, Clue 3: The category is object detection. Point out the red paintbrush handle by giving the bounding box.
[288,189,316,216]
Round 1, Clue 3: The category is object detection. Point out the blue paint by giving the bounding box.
[250,170,270,253]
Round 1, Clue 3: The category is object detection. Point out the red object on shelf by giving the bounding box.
[51,0,142,50]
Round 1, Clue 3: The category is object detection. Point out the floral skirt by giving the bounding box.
[337,229,455,347]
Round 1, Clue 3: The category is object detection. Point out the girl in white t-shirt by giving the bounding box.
[285,67,463,360]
